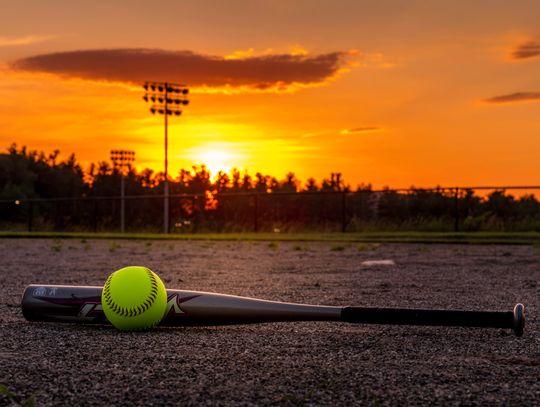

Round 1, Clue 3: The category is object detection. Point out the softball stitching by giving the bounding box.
[103,268,159,318]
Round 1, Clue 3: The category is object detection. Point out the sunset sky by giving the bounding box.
[1,1,539,188]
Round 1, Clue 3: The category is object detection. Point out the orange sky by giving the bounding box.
[1,1,539,188]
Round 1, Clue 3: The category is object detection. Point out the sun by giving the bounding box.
[189,144,242,178]
[200,150,233,176]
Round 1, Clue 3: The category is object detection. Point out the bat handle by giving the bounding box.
[341,303,525,336]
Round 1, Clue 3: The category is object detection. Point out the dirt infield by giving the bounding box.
[1,239,538,406]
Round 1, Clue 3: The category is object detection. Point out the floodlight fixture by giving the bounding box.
[142,80,190,233]
[110,149,135,233]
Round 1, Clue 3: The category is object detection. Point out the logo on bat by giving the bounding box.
[36,292,200,319]
[165,294,201,316]
[33,287,47,296]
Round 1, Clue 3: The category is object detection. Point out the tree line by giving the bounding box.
[1,144,539,232]
[0,144,351,198]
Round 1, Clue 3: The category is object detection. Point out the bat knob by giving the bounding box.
[512,303,525,337]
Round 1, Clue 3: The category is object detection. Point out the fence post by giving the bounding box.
[54,200,59,230]
[454,188,459,232]
[92,198,98,232]
[253,193,259,233]
[27,201,33,232]
[191,196,196,233]
[164,194,171,234]
[341,191,347,233]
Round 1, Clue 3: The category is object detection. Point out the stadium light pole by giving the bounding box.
[110,150,135,233]
[142,81,189,233]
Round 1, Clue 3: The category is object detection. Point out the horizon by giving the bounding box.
[5,142,540,199]
[1,1,540,189]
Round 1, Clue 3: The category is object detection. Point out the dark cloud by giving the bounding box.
[484,92,540,104]
[511,41,540,60]
[12,48,351,91]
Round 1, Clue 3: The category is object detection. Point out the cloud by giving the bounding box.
[12,48,355,93]
[511,41,540,60]
[484,92,540,104]
[0,35,54,47]
[341,126,382,134]
[301,126,383,138]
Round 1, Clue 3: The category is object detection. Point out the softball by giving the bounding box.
[102,266,168,331]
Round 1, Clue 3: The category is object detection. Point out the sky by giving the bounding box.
[1,0,539,188]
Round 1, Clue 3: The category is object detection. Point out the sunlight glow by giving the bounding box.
[187,144,243,178]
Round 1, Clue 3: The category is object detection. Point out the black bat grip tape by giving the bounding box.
[341,303,525,336]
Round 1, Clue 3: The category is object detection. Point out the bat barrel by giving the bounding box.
[20,284,343,325]
[162,289,343,325]
[21,285,107,324]
[341,304,525,336]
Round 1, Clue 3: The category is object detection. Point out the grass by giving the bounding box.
[357,243,379,251]
[50,239,62,252]
[1,231,540,245]
[0,384,37,406]
[109,242,121,252]
[330,244,346,251]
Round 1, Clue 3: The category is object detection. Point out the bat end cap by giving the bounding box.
[513,303,525,337]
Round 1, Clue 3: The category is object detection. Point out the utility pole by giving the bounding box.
[110,150,135,233]
[142,81,189,233]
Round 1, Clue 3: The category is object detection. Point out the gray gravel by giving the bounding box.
[0,239,539,406]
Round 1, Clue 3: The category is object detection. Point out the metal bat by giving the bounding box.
[21,285,525,336]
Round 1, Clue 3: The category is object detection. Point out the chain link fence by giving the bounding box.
[1,186,540,233]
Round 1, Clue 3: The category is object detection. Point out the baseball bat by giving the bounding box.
[21,285,525,336]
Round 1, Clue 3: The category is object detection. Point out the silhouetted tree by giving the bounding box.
[304,177,318,192]
[2,144,539,232]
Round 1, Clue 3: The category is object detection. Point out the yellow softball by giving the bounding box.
[102,266,168,331]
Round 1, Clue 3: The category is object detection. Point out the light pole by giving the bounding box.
[142,81,189,233]
[110,150,135,233]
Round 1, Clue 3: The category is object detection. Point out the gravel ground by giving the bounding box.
[0,239,539,406]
